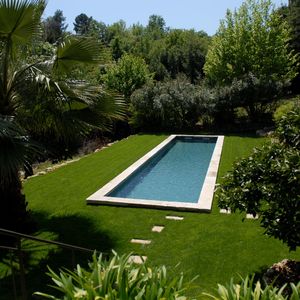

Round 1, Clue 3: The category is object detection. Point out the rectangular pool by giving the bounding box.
[87,135,224,211]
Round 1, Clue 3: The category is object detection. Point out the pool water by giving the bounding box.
[108,137,216,203]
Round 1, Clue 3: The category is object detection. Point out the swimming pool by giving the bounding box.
[87,135,224,211]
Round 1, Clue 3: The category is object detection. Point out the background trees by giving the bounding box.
[204,0,298,85]
[104,53,153,101]
[73,13,93,35]
[131,77,204,131]
[43,9,67,43]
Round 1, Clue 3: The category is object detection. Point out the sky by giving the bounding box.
[44,0,288,36]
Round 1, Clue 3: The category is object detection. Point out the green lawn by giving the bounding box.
[1,134,299,299]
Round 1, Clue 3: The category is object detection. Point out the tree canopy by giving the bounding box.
[204,0,298,85]
[43,9,67,43]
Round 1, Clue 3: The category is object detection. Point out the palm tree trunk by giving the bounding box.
[0,173,35,245]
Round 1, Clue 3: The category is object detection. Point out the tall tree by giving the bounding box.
[289,0,300,93]
[0,0,124,235]
[73,13,93,35]
[146,15,166,40]
[289,0,300,51]
[204,0,298,85]
[104,53,153,101]
[43,9,67,43]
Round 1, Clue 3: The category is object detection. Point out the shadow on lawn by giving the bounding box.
[0,212,115,299]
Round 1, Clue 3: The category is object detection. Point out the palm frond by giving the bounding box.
[53,38,106,74]
[0,0,44,45]
[0,115,40,186]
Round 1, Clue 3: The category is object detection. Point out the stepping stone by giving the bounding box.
[246,213,259,219]
[130,239,151,245]
[165,216,184,221]
[220,209,231,214]
[152,225,165,233]
[128,255,147,264]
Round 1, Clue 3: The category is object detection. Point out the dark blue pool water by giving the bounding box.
[108,137,216,203]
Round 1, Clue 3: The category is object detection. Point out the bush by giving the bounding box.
[208,73,287,123]
[204,275,300,300]
[217,107,300,251]
[273,98,299,123]
[35,251,192,299]
[130,77,206,131]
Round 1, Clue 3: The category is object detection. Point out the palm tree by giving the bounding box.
[0,0,124,235]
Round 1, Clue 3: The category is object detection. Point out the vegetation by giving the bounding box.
[218,108,300,251]
[131,77,205,131]
[1,0,300,297]
[0,135,298,299]
[104,53,153,101]
[35,251,190,299]
[204,0,298,85]
[204,276,300,300]
[43,9,67,44]
[0,0,123,234]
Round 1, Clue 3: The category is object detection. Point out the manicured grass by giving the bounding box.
[1,134,299,299]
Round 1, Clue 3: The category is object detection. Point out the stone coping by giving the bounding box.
[87,135,224,212]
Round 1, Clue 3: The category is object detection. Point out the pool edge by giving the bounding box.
[87,134,224,212]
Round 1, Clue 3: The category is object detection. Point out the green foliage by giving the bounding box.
[217,107,300,250]
[35,251,190,300]
[43,9,67,44]
[0,0,124,232]
[204,275,300,300]
[273,99,299,122]
[73,13,93,35]
[104,53,153,100]
[130,77,205,130]
[289,0,300,53]
[207,73,287,121]
[204,0,298,85]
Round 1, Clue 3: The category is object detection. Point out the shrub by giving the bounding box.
[203,275,300,300]
[35,251,192,299]
[217,107,300,251]
[273,99,299,123]
[208,73,287,123]
[130,77,205,131]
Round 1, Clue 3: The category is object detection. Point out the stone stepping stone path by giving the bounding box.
[246,213,259,219]
[128,255,147,264]
[130,238,151,245]
[165,215,184,221]
[152,225,165,233]
[220,208,231,214]
[129,215,184,263]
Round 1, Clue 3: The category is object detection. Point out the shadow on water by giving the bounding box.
[0,212,115,299]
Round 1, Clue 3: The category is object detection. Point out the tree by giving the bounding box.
[161,29,208,82]
[217,107,300,251]
[43,9,67,43]
[204,0,298,85]
[289,0,300,52]
[289,0,300,93]
[131,77,204,130]
[73,13,93,35]
[0,0,124,235]
[147,15,166,32]
[104,53,153,101]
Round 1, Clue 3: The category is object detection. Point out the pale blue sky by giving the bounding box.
[44,0,288,36]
